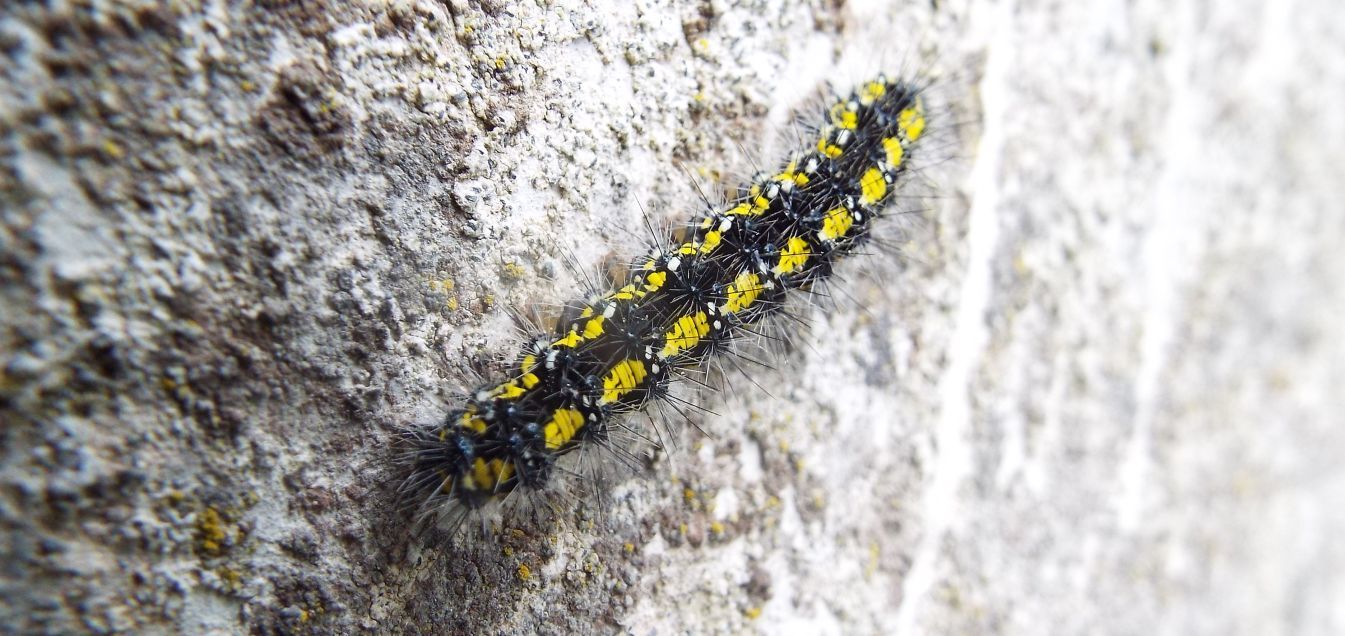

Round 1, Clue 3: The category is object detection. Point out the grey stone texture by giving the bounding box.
[2,0,1342,633]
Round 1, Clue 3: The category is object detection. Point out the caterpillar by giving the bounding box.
[401,73,929,534]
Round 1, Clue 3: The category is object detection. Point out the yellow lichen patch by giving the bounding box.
[501,261,527,281]
[860,81,887,105]
[102,139,124,159]
[601,359,648,404]
[660,312,712,358]
[882,137,905,168]
[866,542,881,580]
[197,506,227,555]
[829,102,858,129]
[517,563,532,581]
[816,135,843,159]
[859,167,887,205]
[899,101,926,140]
[723,272,763,315]
[774,236,811,275]
[544,408,584,450]
[216,566,242,589]
[819,206,854,242]
[430,277,455,293]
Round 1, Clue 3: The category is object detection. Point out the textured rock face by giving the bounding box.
[2,0,1342,633]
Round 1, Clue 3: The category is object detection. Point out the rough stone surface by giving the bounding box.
[2,0,1343,633]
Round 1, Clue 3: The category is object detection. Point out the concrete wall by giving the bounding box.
[2,0,1342,633]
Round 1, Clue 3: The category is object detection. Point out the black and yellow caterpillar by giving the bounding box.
[402,75,928,528]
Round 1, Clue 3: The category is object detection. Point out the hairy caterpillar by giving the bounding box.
[401,74,929,534]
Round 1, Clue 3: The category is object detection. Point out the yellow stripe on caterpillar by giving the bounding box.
[899,100,926,141]
[882,137,905,168]
[582,315,605,339]
[723,272,764,315]
[819,206,855,243]
[544,408,584,450]
[643,270,667,293]
[456,409,487,434]
[817,135,843,159]
[774,236,811,275]
[859,81,886,106]
[553,328,582,348]
[859,167,887,205]
[660,312,712,359]
[699,230,722,254]
[772,160,811,190]
[829,101,858,129]
[468,457,513,492]
[600,358,649,405]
